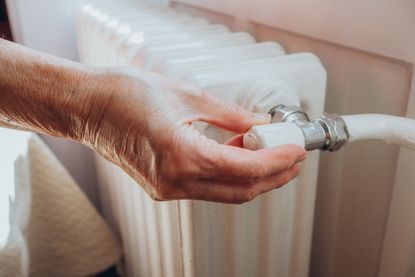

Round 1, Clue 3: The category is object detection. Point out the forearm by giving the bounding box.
[0,39,106,139]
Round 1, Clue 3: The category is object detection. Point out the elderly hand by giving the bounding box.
[0,39,306,203]
[74,68,306,203]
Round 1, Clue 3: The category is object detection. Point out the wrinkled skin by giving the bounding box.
[0,39,306,203]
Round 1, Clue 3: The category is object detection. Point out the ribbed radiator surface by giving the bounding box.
[75,1,326,276]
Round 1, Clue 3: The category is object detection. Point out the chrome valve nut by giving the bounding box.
[317,114,349,151]
[269,105,310,124]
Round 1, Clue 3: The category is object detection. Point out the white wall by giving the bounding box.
[5,0,82,60]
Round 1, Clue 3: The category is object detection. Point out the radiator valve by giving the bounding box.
[244,105,349,151]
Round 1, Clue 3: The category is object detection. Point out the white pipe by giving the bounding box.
[342,114,415,151]
[244,114,415,151]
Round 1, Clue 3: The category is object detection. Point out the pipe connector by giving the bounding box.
[269,105,309,124]
[269,105,349,151]
[316,114,349,151]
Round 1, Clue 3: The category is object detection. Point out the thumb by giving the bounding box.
[197,92,271,133]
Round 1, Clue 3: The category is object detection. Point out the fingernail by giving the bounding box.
[243,133,260,150]
[253,113,271,124]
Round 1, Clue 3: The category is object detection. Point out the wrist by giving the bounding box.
[53,65,113,141]
[0,45,101,138]
[63,66,149,145]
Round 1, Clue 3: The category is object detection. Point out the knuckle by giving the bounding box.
[245,163,268,179]
[278,172,294,187]
[288,153,300,166]
[282,151,300,167]
[150,181,175,201]
[233,199,247,205]
[254,164,269,177]
[227,104,245,120]
[184,86,206,101]
[232,196,248,204]
[215,151,229,168]
[269,153,295,171]
[246,189,257,202]
[152,188,169,201]
[236,188,257,204]
[206,149,230,174]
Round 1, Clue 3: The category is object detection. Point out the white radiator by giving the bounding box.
[75,1,326,276]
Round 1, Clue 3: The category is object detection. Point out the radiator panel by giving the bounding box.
[76,2,327,276]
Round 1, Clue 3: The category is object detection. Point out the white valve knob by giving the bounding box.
[243,122,306,150]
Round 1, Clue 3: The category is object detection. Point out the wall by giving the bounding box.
[0,0,12,39]
[378,72,415,277]
[5,0,81,60]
